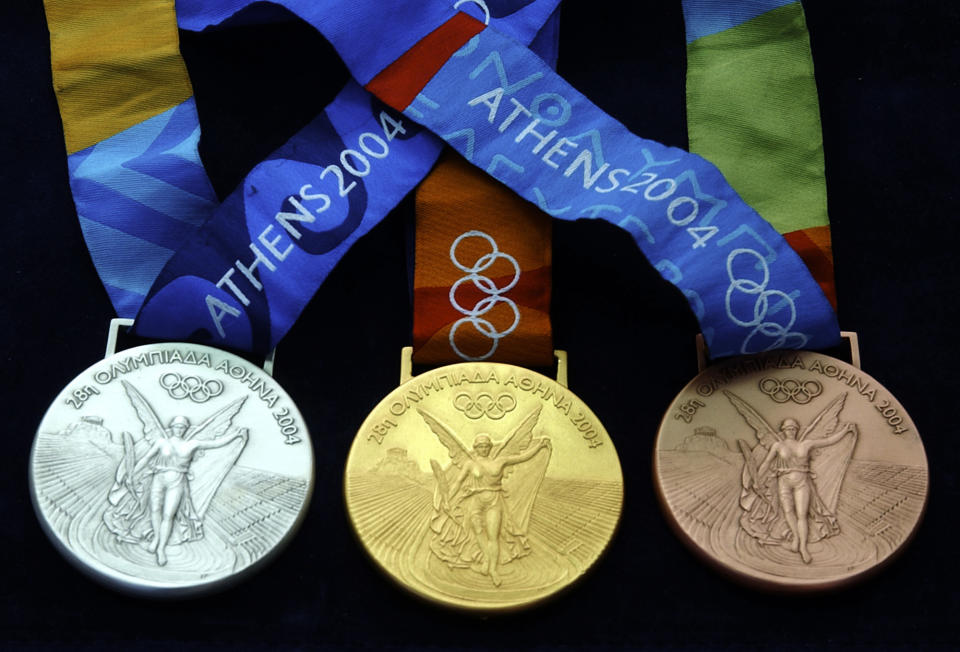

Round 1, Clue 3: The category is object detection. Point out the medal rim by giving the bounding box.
[652,351,929,592]
[29,342,316,597]
[343,360,624,612]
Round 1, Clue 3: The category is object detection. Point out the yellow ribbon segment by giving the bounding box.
[44,0,193,154]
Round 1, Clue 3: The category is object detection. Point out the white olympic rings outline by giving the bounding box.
[160,373,224,403]
[453,392,518,420]
[725,248,809,353]
[759,377,823,405]
[453,0,490,25]
[448,230,521,361]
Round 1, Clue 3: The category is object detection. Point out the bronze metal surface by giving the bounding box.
[654,350,928,591]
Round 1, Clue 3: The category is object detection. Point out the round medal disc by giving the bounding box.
[344,362,623,610]
[30,343,314,597]
[654,350,928,591]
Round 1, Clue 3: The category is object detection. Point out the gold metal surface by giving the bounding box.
[554,350,568,388]
[400,346,414,385]
[654,350,928,591]
[345,361,623,610]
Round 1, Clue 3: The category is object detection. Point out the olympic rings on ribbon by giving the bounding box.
[160,373,224,403]
[759,377,823,404]
[725,248,809,353]
[454,392,517,420]
[448,230,521,361]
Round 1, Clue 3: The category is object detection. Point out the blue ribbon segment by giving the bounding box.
[126,1,837,356]
[132,1,561,352]
[681,0,796,43]
[134,82,443,351]
[176,0,561,82]
[402,24,839,356]
[67,97,217,317]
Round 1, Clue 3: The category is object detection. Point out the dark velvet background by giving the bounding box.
[2,1,958,649]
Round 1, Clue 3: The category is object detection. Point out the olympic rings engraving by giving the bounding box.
[160,373,224,403]
[448,230,521,361]
[453,392,517,420]
[759,377,823,404]
[725,248,809,353]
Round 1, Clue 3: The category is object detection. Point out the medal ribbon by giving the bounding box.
[412,8,560,367]
[682,0,837,308]
[134,1,562,354]
[358,9,840,357]
[44,0,217,318]
[412,139,555,367]
[44,0,561,353]
[46,0,840,357]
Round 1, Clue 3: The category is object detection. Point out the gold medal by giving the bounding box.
[654,348,928,591]
[345,357,623,610]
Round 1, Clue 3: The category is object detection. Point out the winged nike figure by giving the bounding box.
[727,390,858,564]
[103,381,248,566]
[418,406,551,587]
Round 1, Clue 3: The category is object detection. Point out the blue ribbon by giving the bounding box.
[132,1,562,351]
[396,23,840,356]
[123,0,839,355]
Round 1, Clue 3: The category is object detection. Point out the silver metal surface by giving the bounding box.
[30,342,314,597]
[105,318,134,359]
[106,318,279,376]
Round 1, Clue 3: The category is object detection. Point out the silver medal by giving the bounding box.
[30,342,313,596]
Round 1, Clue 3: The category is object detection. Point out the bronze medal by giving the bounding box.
[654,349,928,591]
[345,360,623,610]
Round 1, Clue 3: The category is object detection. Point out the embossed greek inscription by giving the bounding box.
[808,359,878,401]
[673,398,705,423]
[419,378,442,396]
[367,418,398,445]
[214,359,279,408]
[64,385,100,410]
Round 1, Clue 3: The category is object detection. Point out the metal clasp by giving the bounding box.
[105,318,134,360]
[105,318,278,377]
[399,346,569,387]
[695,331,861,373]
